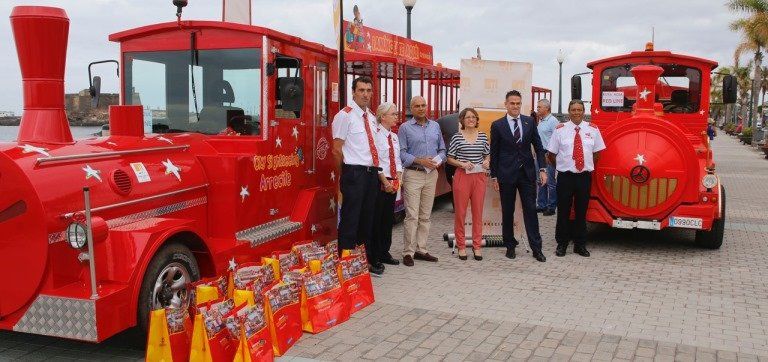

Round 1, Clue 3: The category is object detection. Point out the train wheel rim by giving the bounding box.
[151,262,190,310]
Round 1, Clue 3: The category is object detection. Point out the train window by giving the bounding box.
[124,48,262,136]
[275,55,302,119]
[600,64,702,114]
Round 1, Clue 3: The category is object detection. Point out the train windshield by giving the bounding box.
[600,64,702,114]
[124,48,262,135]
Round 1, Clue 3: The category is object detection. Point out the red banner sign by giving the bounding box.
[343,20,433,65]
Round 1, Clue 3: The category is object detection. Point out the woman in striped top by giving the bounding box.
[447,108,490,260]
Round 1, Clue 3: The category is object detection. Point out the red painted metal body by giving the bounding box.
[0,7,339,341]
[584,48,723,232]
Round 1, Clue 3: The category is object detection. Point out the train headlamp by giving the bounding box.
[702,174,718,190]
[66,222,88,249]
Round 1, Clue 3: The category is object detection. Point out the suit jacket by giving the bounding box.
[489,114,547,183]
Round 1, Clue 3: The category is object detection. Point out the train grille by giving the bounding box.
[111,169,133,195]
[603,175,677,210]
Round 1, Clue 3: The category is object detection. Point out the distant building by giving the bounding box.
[0,111,15,117]
[65,89,119,114]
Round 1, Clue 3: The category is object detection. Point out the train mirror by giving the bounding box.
[571,75,582,100]
[90,76,101,108]
[723,75,737,104]
[279,77,304,112]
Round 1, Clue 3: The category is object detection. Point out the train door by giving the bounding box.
[308,60,330,177]
[268,43,307,218]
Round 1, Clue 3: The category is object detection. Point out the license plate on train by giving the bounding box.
[668,217,703,229]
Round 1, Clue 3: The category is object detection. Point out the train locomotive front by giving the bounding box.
[577,46,731,248]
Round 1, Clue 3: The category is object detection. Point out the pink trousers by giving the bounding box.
[452,169,487,251]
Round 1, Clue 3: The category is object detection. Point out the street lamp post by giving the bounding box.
[403,0,417,106]
[556,49,565,116]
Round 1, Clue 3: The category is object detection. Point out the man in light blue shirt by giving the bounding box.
[536,99,559,215]
[398,96,446,266]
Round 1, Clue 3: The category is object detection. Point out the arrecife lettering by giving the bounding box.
[260,170,292,191]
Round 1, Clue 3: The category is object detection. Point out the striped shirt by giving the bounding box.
[447,131,490,164]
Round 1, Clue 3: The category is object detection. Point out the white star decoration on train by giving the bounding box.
[311,224,317,234]
[634,154,646,165]
[594,109,600,114]
[240,186,250,202]
[699,110,706,115]
[275,136,282,148]
[639,88,651,101]
[329,198,336,211]
[228,258,237,271]
[106,141,117,146]
[330,171,336,182]
[156,136,173,144]
[82,164,102,182]
[162,159,181,181]
[19,144,50,157]
[291,126,299,140]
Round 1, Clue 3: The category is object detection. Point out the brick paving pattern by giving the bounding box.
[1,135,767,361]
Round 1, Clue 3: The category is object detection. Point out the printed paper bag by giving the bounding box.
[192,298,238,361]
[301,268,350,334]
[146,307,192,362]
[265,250,300,279]
[339,253,375,315]
[230,304,274,362]
[264,282,302,356]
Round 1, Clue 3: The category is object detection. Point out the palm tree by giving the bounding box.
[728,0,768,127]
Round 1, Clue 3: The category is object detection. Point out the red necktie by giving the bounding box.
[362,113,379,167]
[573,126,585,171]
[388,134,397,178]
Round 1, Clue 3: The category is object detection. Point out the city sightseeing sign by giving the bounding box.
[343,20,433,64]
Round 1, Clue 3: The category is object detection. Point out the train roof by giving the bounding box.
[587,50,718,70]
[109,20,336,57]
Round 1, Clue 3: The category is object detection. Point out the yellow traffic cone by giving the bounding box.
[188,313,213,362]
[145,309,174,362]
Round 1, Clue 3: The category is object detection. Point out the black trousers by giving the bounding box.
[499,171,543,252]
[338,164,381,250]
[555,171,592,247]
[367,186,397,264]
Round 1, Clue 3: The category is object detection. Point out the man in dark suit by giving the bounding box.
[490,90,548,262]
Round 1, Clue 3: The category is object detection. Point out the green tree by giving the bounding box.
[728,0,768,127]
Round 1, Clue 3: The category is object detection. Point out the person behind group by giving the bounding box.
[367,102,403,275]
[446,108,490,260]
[398,96,446,266]
[707,118,717,141]
[331,76,380,258]
[489,90,548,262]
[546,99,606,257]
[535,99,559,216]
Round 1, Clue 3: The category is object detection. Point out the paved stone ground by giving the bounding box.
[2,134,768,361]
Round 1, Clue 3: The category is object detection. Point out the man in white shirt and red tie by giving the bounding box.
[332,76,381,255]
[546,99,606,257]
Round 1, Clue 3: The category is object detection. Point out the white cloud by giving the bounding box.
[0,0,745,114]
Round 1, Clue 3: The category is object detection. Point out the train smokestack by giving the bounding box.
[10,6,74,144]
[630,65,664,113]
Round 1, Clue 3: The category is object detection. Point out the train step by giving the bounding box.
[236,217,303,247]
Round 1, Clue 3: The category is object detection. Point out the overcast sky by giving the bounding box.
[0,0,744,115]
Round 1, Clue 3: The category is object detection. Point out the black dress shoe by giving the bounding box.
[555,244,567,257]
[536,208,545,213]
[505,248,516,259]
[543,209,556,216]
[369,263,384,275]
[381,256,400,265]
[533,251,546,262]
[374,262,385,270]
[574,246,590,257]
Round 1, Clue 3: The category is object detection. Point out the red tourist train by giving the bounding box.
[0,3,461,341]
[572,43,736,248]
